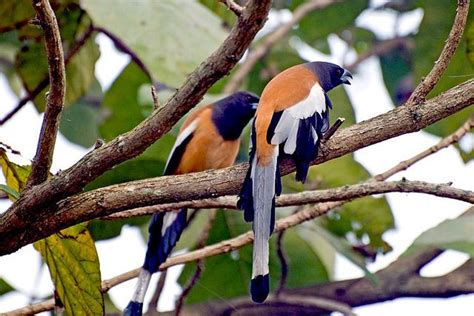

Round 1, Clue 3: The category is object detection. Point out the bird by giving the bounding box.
[238,61,352,303]
[124,91,260,315]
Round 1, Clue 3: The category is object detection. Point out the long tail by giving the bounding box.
[124,209,187,315]
[239,143,280,303]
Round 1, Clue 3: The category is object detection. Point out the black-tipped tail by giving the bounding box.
[251,274,270,303]
[123,301,143,316]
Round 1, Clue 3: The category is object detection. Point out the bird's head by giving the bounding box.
[211,91,259,140]
[306,61,352,92]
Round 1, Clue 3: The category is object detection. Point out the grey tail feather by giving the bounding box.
[250,148,278,303]
[124,269,151,315]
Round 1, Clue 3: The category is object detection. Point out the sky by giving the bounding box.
[0,1,473,314]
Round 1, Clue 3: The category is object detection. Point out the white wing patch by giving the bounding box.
[161,211,179,235]
[270,84,326,155]
[164,119,199,172]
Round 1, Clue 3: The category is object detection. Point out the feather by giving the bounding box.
[163,120,199,175]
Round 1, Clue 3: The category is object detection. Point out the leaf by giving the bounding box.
[178,210,330,304]
[290,0,369,45]
[0,149,30,193]
[0,0,34,31]
[305,224,377,283]
[81,0,228,87]
[14,8,99,112]
[0,184,19,200]
[34,223,104,315]
[0,278,15,296]
[404,214,474,257]
[413,0,473,137]
[0,150,104,314]
[380,45,413,105]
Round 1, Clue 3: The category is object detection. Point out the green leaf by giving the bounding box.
[0,0,34,31]
[305,224,377,283]
[0,149,30,193]
[59,99,101,148]
[0,278,15,296]
[413,0,473,137]
[0,184,19,200]
[380,45,413,105]
[34,223,104,315]
[81,0,227,87]
[404,214,474,257]
[14,8,99,112]
[290,0,369,45]
[178,210,330,303]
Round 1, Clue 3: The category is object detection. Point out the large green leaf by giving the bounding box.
[34,223,104,315]
[404,213,474,257]
[81,0,227,87]
[0,150,104,314]
[178,210,330,304]
[0,0,34,31]
[14,6,99,112]
[290,0,369,45]
[413,0,473,137]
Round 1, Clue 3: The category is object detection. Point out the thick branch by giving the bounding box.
[0,79,472,254]
[223,0,339,94]
[407,0,470,105]
[1,0,271,241]
[27,0,66,186]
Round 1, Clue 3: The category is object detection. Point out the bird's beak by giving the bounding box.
[341,69,353,85]
[251,102,259,110]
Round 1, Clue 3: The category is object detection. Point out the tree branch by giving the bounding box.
[223,0,340,94]
[1,0,272,242]
[26,0,66,186]
[1,79,472,254]
[406,0,470,105]
[219,0,243,16]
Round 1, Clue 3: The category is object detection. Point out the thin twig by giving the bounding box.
[406,0,470,105]
[322,117,345,141]
[94,26,154,82]
[223,0,339,93]
[174,209,217,315]
[374,115,474,181]
[275,230,288,297]
[103,179,474,220]
[146,270,167,314]
[270,294,357,316]
[27,0,66,187]
[151,86,160,110]
[0,23,94,126]
[219,0,243,16]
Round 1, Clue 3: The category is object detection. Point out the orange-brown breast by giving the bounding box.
[175,107,240,174]
[255,64,317,166]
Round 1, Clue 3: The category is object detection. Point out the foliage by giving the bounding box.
[0,0,472,313]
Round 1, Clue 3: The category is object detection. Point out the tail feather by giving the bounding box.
[249,147,278,303]
[125,209,187,315]
[294,115,319,183]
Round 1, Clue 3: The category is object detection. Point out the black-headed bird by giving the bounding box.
[124,91,259,315]
[238,61,352,303]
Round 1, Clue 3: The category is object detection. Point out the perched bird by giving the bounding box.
[124,91,259,315]
[238,61,352,303]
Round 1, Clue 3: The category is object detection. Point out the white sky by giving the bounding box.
[0,2,473,315]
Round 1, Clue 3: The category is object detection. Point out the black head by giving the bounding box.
[212,91,259,140]
[305,61,352,92]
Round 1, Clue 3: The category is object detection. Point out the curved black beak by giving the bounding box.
[341,69,353,85]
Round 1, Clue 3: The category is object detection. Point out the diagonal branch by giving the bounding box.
[0,79,473,255]
[26,0,66,187]
[223,0,340,94]
[2,0,272,238]
[406,0,470,105]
